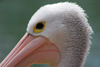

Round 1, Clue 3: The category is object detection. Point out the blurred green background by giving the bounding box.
[0,0,100,67]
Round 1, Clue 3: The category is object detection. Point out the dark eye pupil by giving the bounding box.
[36,22,44,29]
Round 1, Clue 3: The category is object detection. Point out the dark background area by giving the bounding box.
[0,0,100,67]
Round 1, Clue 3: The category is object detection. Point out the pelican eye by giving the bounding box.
[34,22,46,33]
[36,22,44,29]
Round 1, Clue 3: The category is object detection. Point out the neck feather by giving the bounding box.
[57,14,93,67]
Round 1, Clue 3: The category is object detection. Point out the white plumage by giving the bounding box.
[27,2,93,67]
[0,2,93,67]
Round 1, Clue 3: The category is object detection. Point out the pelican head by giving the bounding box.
[0,2,93,67]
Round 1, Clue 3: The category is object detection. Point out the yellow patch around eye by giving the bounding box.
[34,22,46,33]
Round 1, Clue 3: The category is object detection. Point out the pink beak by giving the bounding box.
[0,32,60,67]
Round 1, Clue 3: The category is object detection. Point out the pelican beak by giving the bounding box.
[0,32,60,67]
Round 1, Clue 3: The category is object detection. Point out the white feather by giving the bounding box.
[27,2,93,67]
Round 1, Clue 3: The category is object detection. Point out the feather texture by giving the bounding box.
[27,2,93,67]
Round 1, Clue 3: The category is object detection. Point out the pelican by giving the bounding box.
[0,2,93,67]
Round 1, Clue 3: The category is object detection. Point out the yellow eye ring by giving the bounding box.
[33,22,46,33]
